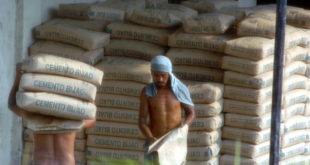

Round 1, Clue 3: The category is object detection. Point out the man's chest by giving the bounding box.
[148,90,181,109]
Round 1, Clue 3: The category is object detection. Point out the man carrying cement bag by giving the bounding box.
[8,63,96,165]
[139,56,196,165]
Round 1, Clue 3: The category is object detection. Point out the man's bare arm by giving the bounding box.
[139,88,156,141]
[182,103,196,126]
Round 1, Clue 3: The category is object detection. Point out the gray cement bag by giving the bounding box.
[34,20,110,50]
[225,113,272,131]
[224,71,273,89]
[221,140,270,158]
[96,107,139,124]
[106,22,173,46]
[97,80,144,97]
[216,8,247,23]
[223,99,272,116]
[222,127,271,144]
[189,114,224,131]
[186,156,219,165]
[167,48,222,68]
[181,0,238,13]
[187,81,224,103]
[57,3,92,20]
[22,54,104,86]
[30,40,103,65]
[220,154,269,165]
[96,56,151,84]
[19,73,97,101]
[105,39,166,61]
[87,135,145,151]
[49,18,109,32]
[174,65,223,83]
[184,13,235,34]
[188,130,221,146]
[17,92,96,120]
[187,142,221,161]
[169,29,231,52]
[194,100,223,117]
[95,94,140,110]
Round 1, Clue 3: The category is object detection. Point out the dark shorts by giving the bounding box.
[144,139,159,165]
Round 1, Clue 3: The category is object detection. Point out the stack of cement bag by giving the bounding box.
[220,5,310,164]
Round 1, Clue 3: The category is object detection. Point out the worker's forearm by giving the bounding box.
[139,124,155,140]
[83,119,96,128]
[184,112,196,126]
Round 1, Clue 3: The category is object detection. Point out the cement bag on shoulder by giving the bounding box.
[281,130,307,148]
[169,29,231,52]
[105,39,166,61]
[187,142,221,161]
[96,56,151,84]
[183,13,235,34]
[222,127,271,144]
[167,48,222,68]
[34,20,110,50]
[220,154,269,165]
[96,107,139,124]
[17,92,96,120]
[225,113,272,131]
[173,65,223,83]
[96,94,140,110]
[181,0,238,13]
[188,130,221,146]
[19,73,97,101]
[186,81,224,103]
[224,71,273,89]
[221,140,270,158]
[223,99,272,116]
[22,54,104,86]
[224,85,272,103]
[225,36,275,60]
[287,7,310,29]
[148,125,188,165]
[97,80,144,97]
[106,22,173,46]
[190,114,224,131]
[48,18,109,32]
[194,100,223,117]
[29,41,103,65]
[186,156,219,165]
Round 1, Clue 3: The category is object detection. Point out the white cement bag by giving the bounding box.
[166,48,223,68]
[305,102,310,116]
[34,21,110,50]
[187,142,221,161]
[221,55,274,75]
[168,29,231,52]
[223,99,272,116]
[74,139,86,152]
[225,113,271,131]
[95,94,140,110]
[23,142,33,154]
[29,40,103,65]
[224,71,273,89]
[75,151,86,164]
[188,130,221,146]
[106,22,173,46]
[87,135,145,151]
[96,107,139,124]
[189,114,224,131]
[307,64,310,77]
[86,121,145,139]
[287,8,310,29]
[19,73,97,101]
[284,116,309,133]
[220,154,269,165]
[181,0,238,13]
[23,129,33,142]
[221,140,270,158]
[17,92,96,120]
[48,18,109,32]
[97,80,144,97]
[224,85,272,103]
[305,142,310,155]
[284,46,308,65]
[96,56,151,84]
[194,100,223,117]
[222,127,271,144]
[282,89,307,108]
[105,39,166,61]
[284,103,305,120]
[216,8,247,23]
[282,75,308,93]
[283,61,307,78]
[225,37,275,60]
[183,13,235,34]
[280,155,308,165]
[281,130,307,148]
[280,143,305,160]
[22,54,104,86]
[306,48,310,63]
[186,156,219,165]
[187,82,224,103]
[174,65,223,83]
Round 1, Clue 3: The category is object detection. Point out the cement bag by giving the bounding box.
[222,127,271,144]
[306,48,310,63]
[282,89,307,108]
[22,154,33,165]
[174,65,223,83]
[23,142,33,154]
[105,39,166,61]
[280,155,308,165]
[187,82,224,103]
[187,142,221,161]
[225,113,271,131]
[74,139,86,152]
[97,80,144,97]
[298,29,310,48]
[87,135,145,151]
[22,54,104,86]
[284,103,305,120]
[189,114,224,131]
[221,140,270,158]
[86,147,144,163]
[181,0,238,13]
[188,130,221,146]
[280,143,305,160]
[34,21,110,50]
[284,116,309,133]
[225,37,274,60]
[19,73,97,101]
[17,92,96,120]
[167,48,222,68]
[186,156,219,165]
[148,125,188,165]
[29,41,103,65]
[194,100,223,117]
[305,142,310,154]
[156,4,198,20]
[307,64,310,77]
[224,71,273,89]
[282,75,308,93]
[96,94,140,110]
[287,8,310,29]
[75,151,86,164]
[220,154,269,165]
[86,121,145,139]
[184,13,235,34]
[281,130,307,148]
[106,22,172,46]
[224,85,272,104]
[57,3,92,20]
[96,107,139,124]
[305,102,310,116]
[223,99,272,116]
[23,129,33,142]
[48,18,108,32]
[221,55,274,75]
[145,0,168,8]
[216,8,247,23]
[284,46,308,65]
[237,17,276,39]
[96,56,151,84]
[283,61,307,78]
[76,129,86,139]
[285,28,307,48]
[168,29,231,52]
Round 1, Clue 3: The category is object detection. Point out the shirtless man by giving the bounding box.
[8,63,96,165]
[139,56,196,164]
